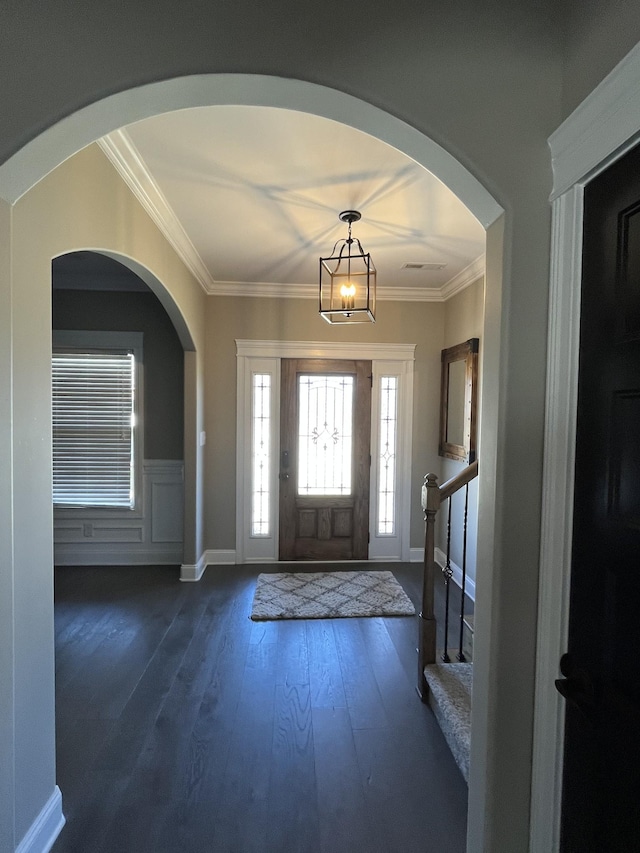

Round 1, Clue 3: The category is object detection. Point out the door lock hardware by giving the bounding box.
[555,652,595,719]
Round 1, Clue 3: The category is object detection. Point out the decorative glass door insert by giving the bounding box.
[297,374,354,496]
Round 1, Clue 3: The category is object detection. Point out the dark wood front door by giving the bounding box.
[559,143,640,850]
[279,358,371,560]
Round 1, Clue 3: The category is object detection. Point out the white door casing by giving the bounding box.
[235,340,415,564]
[532,42,640,853]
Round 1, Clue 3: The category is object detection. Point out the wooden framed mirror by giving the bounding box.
[439,338,479,463]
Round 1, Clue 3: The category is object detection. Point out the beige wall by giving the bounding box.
[5,144,205,845]
[0,198,15,853]
[438,277,484,587]
[204,295,446,552]
[444,279,484,348]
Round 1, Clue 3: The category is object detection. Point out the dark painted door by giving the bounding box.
[559,143,640,850]
[279,358,371,560]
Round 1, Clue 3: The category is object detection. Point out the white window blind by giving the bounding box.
[52,350,136,508]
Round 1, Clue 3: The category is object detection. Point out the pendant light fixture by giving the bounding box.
[319,210,376,324]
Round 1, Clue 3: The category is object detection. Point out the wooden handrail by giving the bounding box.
[417,459,479,699]
[439,459,478,502]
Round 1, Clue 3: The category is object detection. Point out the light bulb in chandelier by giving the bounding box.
[339,283,356,313]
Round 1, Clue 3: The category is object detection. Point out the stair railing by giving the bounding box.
[417,459,478,698]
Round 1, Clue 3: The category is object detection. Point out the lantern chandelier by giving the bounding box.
[319,210,376,324]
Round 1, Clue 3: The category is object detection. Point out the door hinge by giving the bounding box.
[368,373,373,387]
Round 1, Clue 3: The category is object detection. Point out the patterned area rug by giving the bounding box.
[250,570,416,621]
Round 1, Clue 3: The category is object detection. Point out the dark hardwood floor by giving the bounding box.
[52,563,468,853]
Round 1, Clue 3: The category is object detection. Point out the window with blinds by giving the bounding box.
[52,350,136,508]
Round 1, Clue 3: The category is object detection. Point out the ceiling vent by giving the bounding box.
[401,262,446,271]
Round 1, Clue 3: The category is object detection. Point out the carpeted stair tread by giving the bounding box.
[424,662,473,782]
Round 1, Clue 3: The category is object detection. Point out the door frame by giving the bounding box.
[235,339,415,564]
[532,42,640,852]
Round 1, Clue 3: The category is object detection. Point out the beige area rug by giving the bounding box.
[250,570,416,621]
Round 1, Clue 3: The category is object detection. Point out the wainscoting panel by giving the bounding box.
[150,477,184,543]
[54,459,183,565]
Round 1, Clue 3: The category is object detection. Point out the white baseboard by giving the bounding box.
[204,549,237,565]
[16,786,65,853]
[409,547,476,601]
[180,553,207,582]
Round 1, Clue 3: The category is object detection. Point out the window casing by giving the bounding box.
[52,331,143,514]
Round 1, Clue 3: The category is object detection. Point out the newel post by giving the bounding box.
[417,472,440,700]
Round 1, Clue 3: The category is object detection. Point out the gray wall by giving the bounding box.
[2,3,640,852]
[52,285,184,460]
[561,0,640,116]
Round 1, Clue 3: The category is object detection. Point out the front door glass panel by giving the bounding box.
[297,374,353,495]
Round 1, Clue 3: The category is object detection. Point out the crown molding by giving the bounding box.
[98,130,216,293]
[440,255,485,300]
[207,280,314,299]
[100,129,483,304]
[208,280,449,301]
[235,339,416,360]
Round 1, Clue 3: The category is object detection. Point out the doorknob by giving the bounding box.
[279,472,289,481]
[555,653,595,717]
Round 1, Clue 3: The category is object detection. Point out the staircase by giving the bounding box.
[424,663,472,782]
[417,461,478,783]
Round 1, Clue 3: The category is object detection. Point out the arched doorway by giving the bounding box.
[0,74,504,852]
[51,250,187,568]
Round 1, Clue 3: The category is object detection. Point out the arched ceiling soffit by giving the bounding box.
[0,76,502,301]
[0,75,502,225]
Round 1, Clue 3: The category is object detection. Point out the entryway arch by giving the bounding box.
[0,75,503,227]
[1,73,506,853]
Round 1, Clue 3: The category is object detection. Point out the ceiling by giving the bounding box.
[97,106,485,301]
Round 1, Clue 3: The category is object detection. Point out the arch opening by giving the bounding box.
[1,71,505,853]
[0,74,503,228]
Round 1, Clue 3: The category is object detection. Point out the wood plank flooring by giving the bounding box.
[52,563,468,853]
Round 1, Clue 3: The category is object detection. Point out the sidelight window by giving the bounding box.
[377,376,398,535]
[251,373,271,536]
